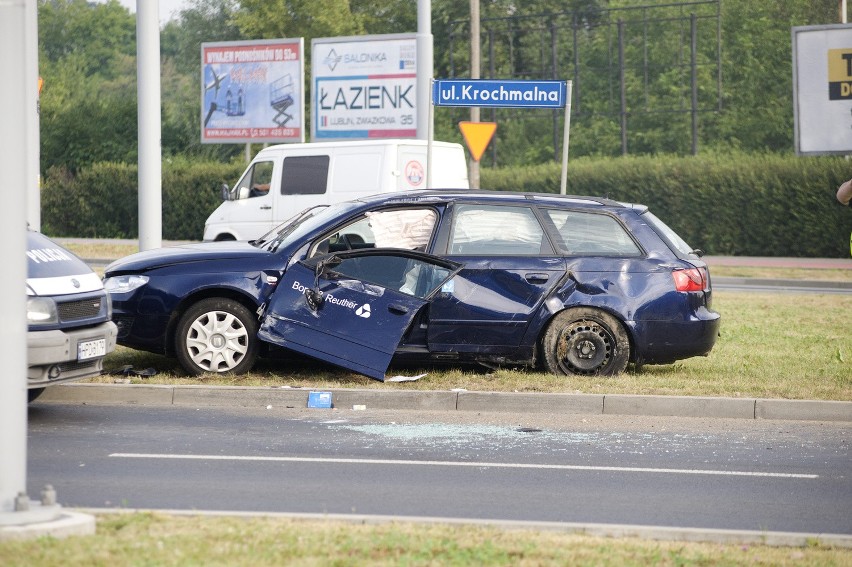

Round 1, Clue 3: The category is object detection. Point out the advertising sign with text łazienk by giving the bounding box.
[201,38,304,144]
[311,34,417,140]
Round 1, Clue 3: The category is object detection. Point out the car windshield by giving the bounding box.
[252,202,362,253]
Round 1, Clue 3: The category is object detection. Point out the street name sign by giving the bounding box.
[432,79,566,108]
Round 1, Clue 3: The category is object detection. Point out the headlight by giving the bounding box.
[28,297,58,325]
[104,275,149,295]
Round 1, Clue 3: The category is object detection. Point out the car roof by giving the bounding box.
[353,189,646,212]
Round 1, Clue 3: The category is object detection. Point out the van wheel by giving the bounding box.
[175,298,259,375]
[215,234,236,241]
[542,308,629,376]
[28,388,45,403]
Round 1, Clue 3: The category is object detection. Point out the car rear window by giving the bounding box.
[641,211,695,256]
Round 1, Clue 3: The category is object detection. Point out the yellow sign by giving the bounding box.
[458,121,497,162]
[827,48,852,100]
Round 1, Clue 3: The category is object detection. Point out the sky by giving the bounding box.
[115,0,191,25]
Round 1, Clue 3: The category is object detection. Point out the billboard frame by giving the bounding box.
[201,38,305,145]
[311,33,419,141]
[792,24,852,156]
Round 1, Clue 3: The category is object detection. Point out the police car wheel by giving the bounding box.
[28,388,46,403]
[542,307,630,376]
[175,298,259,375]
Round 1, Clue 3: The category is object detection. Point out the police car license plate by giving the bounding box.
[78,338,106,361]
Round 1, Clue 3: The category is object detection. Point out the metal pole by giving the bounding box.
[560,81,573,195]
[26,2,40,231]
[489,28,496,166]
[469,0,480,189]
[137,1,162,251]
[0,0,31,516]
[427,78,434,188]
[691,14,698,156]
[618,20,627,156]
[417,0,433,141]
[551,24,559,163]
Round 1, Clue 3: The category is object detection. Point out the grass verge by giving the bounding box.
[90,291,852,401]
[1,512,848,566]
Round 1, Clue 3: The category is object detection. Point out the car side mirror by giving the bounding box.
[220,183,231,201]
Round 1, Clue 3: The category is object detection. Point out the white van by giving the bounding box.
[203,139,469,241]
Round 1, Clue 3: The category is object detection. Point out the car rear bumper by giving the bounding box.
[628,309,721,364]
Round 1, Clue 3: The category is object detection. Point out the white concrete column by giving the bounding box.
[137,1,162,251]
[416,0,433,141]
[0,0,32,516]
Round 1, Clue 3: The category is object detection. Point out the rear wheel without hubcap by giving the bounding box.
[175,298,259,375]
[542,307,630,376]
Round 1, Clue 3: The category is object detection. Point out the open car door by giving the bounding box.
[259,249,461,381]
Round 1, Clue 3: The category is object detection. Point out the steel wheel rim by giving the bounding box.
[554,319,614,375]
[185,310,249,372]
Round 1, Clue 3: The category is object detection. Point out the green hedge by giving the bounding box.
[41,153,852,257]
[42,159,244,240]
[482,153,852,258]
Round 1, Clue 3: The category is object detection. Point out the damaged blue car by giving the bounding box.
[103,190,720,380]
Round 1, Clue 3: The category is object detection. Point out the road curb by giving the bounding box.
[0,510,95,542]
[36,383,852,422]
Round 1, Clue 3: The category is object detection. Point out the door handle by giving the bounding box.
[525,273,549,284]
[388,304,409,315]
[260,205,272,210]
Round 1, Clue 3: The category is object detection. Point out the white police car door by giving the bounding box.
[259,250,461,381]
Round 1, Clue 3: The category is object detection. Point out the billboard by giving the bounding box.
[201,38,304,144]
[311,34,418,140]
[792,24,852,155]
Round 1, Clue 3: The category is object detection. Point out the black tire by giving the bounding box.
[28,388,45,403]
[175,298,259,375]
[542,307,630,376]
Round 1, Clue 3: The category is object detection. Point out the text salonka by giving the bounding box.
[438,84,561,104]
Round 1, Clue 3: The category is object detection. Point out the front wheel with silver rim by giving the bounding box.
[542,307,630,376]
[175,298,259,375]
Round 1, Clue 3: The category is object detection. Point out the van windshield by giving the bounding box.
[252,202,361,253]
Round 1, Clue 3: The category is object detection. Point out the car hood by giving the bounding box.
[104,241,272,274]
[27,231,104,295]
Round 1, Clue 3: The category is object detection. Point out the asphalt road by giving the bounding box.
[27,403,852,536]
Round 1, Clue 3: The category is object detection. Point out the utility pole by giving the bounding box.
[417,0,433,142]
[469,0,481,189]
[137,1,162,251]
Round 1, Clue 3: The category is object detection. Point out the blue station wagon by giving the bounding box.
[103,190,720,380]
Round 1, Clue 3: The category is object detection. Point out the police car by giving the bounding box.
[104,190,720,381]
[27,231,117,402]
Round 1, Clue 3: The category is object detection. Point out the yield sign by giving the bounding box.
[458,121,497,162]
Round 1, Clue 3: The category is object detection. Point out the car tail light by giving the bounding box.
[672,267,708,292]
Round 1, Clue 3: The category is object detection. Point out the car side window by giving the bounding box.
[311,208,438,257]
[324,254,453,299]
[544,209,642,256]
[448,204,546,255]
[234,160,274,200]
